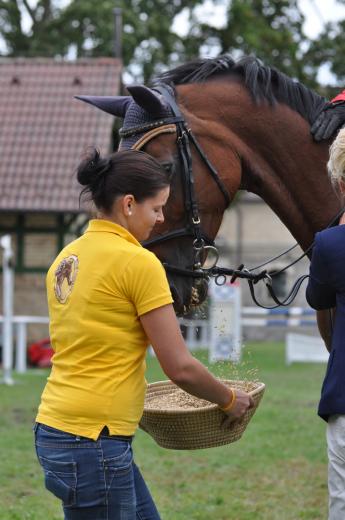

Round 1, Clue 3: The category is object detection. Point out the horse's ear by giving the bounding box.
[75,95,131,118]
[126,85,166,117]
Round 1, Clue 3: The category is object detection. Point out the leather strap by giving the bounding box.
[130,124,176,151]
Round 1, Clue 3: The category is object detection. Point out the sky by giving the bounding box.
[3,0,345,85]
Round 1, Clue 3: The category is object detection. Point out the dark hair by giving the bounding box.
[77,148,171,212]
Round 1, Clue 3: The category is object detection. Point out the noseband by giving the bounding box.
[119,84,343,309]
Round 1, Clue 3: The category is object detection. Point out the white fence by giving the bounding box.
[181,307,316,346]
[286,333,329,365]
[179,318,209,349]
[241,306,316,327]
[0,316,49,375]
[0,307,320,377]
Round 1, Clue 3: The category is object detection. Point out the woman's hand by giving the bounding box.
[311,102,345,142]
[221,389,255,428]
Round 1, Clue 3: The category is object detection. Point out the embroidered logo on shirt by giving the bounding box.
[54,255,78,304]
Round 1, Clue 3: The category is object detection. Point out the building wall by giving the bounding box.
[217,194,311,304]
[216,193,316,340]
[0,272,49,343]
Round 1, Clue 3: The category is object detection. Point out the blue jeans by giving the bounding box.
[34,423,161,520]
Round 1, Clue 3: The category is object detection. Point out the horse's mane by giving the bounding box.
[155,55,327,124]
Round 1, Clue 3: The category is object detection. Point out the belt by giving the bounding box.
[100,426,133,442]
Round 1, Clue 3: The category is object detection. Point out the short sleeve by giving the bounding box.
[122,249,173,316]
[306,233,336,310]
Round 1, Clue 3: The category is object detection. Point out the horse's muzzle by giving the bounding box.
[170,277,209,316]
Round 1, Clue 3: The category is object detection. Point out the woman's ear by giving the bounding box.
[122,194,135,216]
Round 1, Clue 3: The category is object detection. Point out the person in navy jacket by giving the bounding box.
[306,128,345,519]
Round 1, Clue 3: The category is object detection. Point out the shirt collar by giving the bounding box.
[85,219,141,247]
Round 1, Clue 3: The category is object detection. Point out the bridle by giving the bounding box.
[119,84,343,309]
[120,84,230,260]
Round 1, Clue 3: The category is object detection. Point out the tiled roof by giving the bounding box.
[0,58,121,212]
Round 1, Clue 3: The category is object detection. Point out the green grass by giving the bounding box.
[0,342,328,519]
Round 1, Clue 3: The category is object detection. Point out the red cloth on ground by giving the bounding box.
[28,338,53,367]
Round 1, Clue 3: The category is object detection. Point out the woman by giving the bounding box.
[306,128,345,519]
[34,148,254,520]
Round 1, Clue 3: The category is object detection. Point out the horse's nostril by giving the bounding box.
[196,279,208,302]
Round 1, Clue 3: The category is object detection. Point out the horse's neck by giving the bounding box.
[181,81,341,251]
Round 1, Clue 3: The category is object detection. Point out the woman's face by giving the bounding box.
[127,186,170,241]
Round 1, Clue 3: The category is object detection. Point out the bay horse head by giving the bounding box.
[77,55,341,315]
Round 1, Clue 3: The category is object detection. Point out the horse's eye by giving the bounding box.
[161,162,175,175]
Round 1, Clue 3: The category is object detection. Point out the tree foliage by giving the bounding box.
[196,0,318,87]
[0,0,206,81]
[0,0,344,91]
[306,20,345,88]
[0,0,64,56]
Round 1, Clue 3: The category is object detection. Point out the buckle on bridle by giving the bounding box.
[177,130,188,143]
[263,272,272,286]
[193,241,220,272]
[193,238,204,250]
[215,274,227,286]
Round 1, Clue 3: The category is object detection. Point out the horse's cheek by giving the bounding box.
[143,134,177,163]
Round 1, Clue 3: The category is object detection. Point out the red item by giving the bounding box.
[332,90,345,103]
[28,338,53,367]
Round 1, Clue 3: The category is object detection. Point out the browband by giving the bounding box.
[129,124,177,151]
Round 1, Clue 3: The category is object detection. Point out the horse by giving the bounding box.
[76,55,341,315]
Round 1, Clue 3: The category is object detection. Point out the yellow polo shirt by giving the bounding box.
[36,219,173,440]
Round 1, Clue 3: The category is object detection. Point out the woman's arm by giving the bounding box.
[306,233,337,350]
[316,309,335,352]
[306,234,336,311]
[140,304,254,420]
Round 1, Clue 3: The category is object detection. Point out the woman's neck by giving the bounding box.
[96,212,129,231]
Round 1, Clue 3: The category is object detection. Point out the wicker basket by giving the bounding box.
[139,380,265,450]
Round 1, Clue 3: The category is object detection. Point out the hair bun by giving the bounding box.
[77,148,111,187]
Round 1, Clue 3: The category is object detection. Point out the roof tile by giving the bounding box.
[0,58,122,212]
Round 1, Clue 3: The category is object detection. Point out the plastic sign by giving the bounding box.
[209,280,242,363]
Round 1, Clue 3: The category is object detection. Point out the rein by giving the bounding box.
[120,84,342,309]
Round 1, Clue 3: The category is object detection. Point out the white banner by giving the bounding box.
[209,280,242,363]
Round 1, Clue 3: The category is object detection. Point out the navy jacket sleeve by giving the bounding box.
[306,232,336,310]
